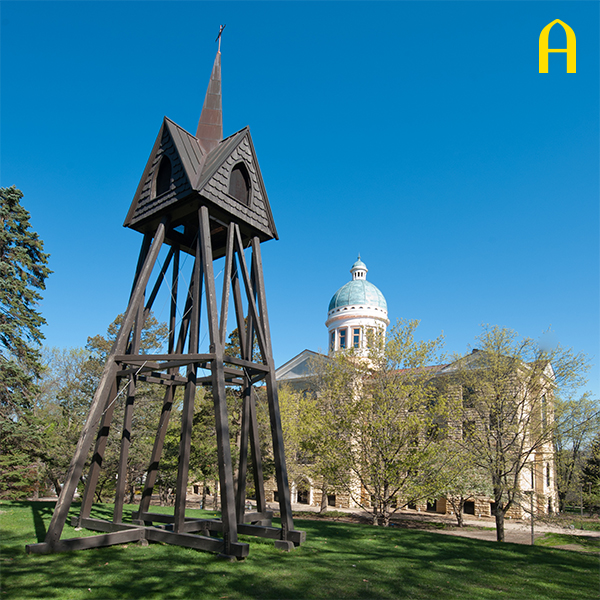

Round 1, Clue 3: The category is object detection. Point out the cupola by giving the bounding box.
[326,257,389,355]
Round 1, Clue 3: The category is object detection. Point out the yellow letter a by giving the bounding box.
[539,19,576,73]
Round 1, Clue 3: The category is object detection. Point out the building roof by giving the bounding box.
[275,349,327,382]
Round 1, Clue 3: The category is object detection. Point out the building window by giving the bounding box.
[353,327,361,348]
[463,501,475,515]
[155,156,172,197]
[462,386,476,408]
[546,464,551,487]
[229,163,251,205]
[339,328,347,349]
[330,331,335,352]
[327,494,336,507]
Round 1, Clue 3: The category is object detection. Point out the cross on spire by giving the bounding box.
[216,24,226,52]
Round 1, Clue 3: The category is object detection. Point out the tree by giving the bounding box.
[0,187,51,498]
[85,312,169,501]
[35,313,169,500]
[36,347,91,496]
[581,434,600,510]
[450,325,589,541]
[224,317,262,362]
[554,392,600,511]
[270,384,326,508]
[312,319,447,526]
[437,445,491,527]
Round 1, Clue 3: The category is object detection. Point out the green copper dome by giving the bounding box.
[328,258,387,312]
[328,280,387,312]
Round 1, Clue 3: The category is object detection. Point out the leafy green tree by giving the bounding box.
[0,187,51,498]
[84,312,169,501]
[35,313,169,501]
[312,320,447,526]
[36,347,90,495]
[437,445,491,527]
[271,384,319,506]
[278,364,355,513]
[85,312,168,378]
[450,326,589,541]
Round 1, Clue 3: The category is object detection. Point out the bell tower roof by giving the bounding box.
[124,32,279,257]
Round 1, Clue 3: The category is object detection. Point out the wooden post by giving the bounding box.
[139,252,193,516]
[44,220,167,549]
[251,237,294,541]
[173,237,202,533]
[78,379,120,523]
[219,225,235,346]
[248,386,267,513]
[199,206,238,554]
[236,382,251,521]
[113,300,145,523]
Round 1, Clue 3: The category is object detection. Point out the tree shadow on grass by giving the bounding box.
[4,504,598,600]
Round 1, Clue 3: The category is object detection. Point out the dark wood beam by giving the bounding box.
[43,220,167,549]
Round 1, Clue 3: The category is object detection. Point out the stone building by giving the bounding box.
[275,257,559,519]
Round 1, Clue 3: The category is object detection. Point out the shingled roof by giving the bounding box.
[123,48,278,250]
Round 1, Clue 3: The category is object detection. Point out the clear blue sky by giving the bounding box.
[1,1,598,400]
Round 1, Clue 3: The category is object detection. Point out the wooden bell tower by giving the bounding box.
[27,43,304,559]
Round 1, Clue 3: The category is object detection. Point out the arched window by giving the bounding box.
[229,163,251,205]
[155,156,172,197]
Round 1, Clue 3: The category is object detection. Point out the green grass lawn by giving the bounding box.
[1,500,598,599]
[535,531,600,554]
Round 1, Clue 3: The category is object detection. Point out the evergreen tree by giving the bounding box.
[0,186,51,498]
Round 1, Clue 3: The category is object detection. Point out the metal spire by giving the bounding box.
[196,26,225,153]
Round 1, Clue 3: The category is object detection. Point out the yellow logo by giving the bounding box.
[539,20,576,73]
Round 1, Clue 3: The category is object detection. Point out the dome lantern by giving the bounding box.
[350,256,368,280]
